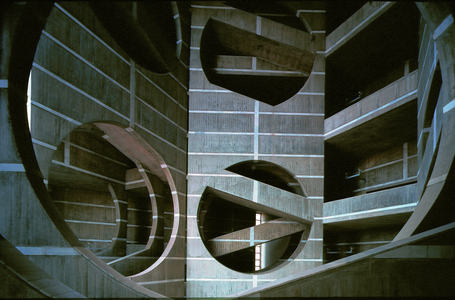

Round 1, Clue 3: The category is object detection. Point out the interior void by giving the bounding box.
[324,99,417,202]
[325,2,420,118]
[325,1,367,35]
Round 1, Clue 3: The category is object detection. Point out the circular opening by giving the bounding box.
[48,123,175,276]
[198,160,308,274]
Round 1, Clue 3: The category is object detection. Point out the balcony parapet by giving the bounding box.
[325,70,417,139]
[323,184,417,225]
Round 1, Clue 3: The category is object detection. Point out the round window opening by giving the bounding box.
[48,123,177,277]
[197,160,311,274]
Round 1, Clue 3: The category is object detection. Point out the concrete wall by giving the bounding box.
[186,2,326,297]
[1,2,190,298]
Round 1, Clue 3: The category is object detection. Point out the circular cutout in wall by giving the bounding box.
[198,160,311,273]
[48,123,177,276]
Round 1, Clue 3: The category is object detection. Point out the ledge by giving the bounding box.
[323,183,417,227]
[325,70,418,139]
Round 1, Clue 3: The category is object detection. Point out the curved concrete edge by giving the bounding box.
[75,247,169,299]
[0,234,86,299]
[229,221,455,298]
[394,4,455,241]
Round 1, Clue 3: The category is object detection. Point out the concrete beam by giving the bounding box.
[325,2,395,57]
[94,123,167,183]
[202,18,314,75]
[205,218,305,257]
[205,177,313,225]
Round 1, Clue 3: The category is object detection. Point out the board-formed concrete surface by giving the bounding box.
[2,1,455,298]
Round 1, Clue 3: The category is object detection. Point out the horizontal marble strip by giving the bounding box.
[114,200,128,205]
[427,174,447,186]
[187,173,241,177]
[279,258,323,262]
[188,131,254,135]
[324,203,418,221]
[211,239,268,243]
[259,133,324,137]
[54,4,130,65]
[259,112,324,116]
[54,201,114,209]
[32,64,129,121]
[42,30,129,93]
[0,163,25,172]
[188,110,254,114]
[186,278,275,282]
[296,92,324,96]
[260,154,324,158]
[134,123,186,154]
[188,89,230,93]
[79,239,111,242]
[418,128,431,146]
[31,100,81,125]
[127,224,152,228]
[297,10,326,13]
[137,278,185,285]
[190,5,234,9]
[65,220,116,226]
[188,152,253,156]
[127,208,152,212]
[125,179,144,185]
[69,142,128,167]
[16,247,78,256]
[443,98,455,114]
[136,95,186,133]
[210,67,303,75]
[136,69,187,112]
[51,160,125,185]
[169,73,188,91]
